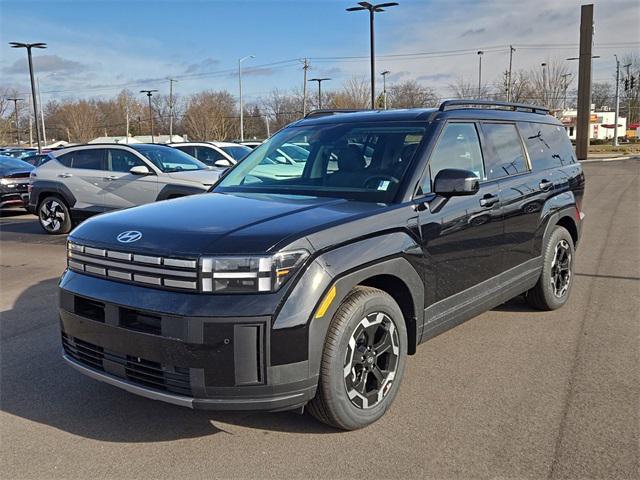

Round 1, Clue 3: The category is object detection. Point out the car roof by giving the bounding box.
[169,141,245,148]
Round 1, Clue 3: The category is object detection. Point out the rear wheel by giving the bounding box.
[526,226,575,310]
[38,195,72,234]
[307,286,407,430]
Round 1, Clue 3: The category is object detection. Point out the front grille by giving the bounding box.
[63,333,192,396]
[67,242,198,291]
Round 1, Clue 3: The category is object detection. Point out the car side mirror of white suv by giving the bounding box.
[214,159,233,168]
[130,165,150,175]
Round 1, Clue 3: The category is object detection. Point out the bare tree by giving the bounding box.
[526,60,574,111]
[326,76,370,109]
[183,90,237,141]
[591,82,614,111]
[448,77,490,99]
[46,99,100,143]
[387,80,439,108]
[261,89,301,132]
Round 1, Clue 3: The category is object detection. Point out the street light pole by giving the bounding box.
[561,73,572,110]
[541,62,548,107]
[477,51,484,98]
[36,77,47,145]
[381,70,390,109]
[9,42,47,152]
[140,89,158,143]
[168,78,177,141]
[309,78,331,109]
[346,2,399,109]
[238,54,255,142]
[8,98,23,145]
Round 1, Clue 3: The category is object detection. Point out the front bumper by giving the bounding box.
[59,271,318,411]
[0,191,29,209]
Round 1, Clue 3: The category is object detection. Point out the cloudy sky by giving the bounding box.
[1,0,638,103]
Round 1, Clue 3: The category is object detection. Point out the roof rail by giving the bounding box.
[438,99,549,115]
[305,109,367,118]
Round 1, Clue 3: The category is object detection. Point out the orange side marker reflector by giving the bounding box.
[315,285,336,319]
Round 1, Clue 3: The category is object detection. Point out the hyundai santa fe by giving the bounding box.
[58,100,585,430]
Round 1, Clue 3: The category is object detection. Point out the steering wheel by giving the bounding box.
[363,174,400,190]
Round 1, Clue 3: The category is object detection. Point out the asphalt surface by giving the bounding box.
[1,158,638,480]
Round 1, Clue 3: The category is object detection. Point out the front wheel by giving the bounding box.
[38,196,72,234]
[307,286,408,430]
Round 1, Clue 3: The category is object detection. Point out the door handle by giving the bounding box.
[479,194,499,208]
[539,180,554,191]
[57,173,73,178]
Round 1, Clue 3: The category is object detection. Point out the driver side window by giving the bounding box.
[422,123,485,193]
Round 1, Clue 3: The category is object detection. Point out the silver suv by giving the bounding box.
[29,143,221,234]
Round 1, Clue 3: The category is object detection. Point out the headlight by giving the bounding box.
[200,249,309,293]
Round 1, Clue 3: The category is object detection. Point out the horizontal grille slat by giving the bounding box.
[67,242,199,292]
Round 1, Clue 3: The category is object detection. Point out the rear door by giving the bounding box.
[417,121,504,307]
[479,122,535,271]
[56,148,107,211]
[101,148,158,209]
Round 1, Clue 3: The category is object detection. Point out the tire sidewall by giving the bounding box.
[324,292,408,429]
[540,227,575,309]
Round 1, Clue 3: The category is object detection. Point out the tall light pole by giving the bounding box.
[168,78,177,141]
[309,78,331,109]
[8,98,23,145]
[613,54,620,147]
[541,62,548,107]
[381,70,390,109]
[507,45,516,102]
[36,72,56,145]
[477,51,484,98]
[238,54,255,142]
[346,2,399,110]
[140,89,158,143]
[561,73,572,110]
[9,42,46,153]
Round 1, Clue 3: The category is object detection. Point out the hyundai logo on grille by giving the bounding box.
[116,230,142,243]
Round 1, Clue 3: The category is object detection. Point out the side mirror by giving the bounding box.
[433,168,480,196]
[130,165,150,175]
[214,159,233,168]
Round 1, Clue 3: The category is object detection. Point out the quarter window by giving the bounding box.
[194,146,226,165]
[519,122,576,171]
[423,123,484,193]
[482,123,529,179]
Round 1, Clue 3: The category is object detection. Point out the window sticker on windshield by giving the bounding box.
[378,180,390,191]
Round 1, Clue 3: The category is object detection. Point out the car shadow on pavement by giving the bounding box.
[0,278,336,443]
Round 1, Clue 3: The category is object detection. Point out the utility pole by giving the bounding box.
[575,4,594,161]
[477,51,484,98]
[37,77,47,144]
[623,62,632,124]
[140,89,158,143]
[561,73,572,110]
[125,106,130,144]
[507,45,515,102]
[613,54,620,146]
[381,70,390,109]
[264,114,270,138]
[309,78,331,109]
[302,58,309,116]
[541,63,548,107]
[346,2,399,110]
[168,78,177,141]
[8,97,23,145]
[238,55,255,142]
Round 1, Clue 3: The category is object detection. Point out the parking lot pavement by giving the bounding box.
[1,159,638,480]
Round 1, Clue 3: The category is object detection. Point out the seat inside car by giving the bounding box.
[326,144,366,187]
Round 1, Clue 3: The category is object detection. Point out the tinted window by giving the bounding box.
[174,145,195,157]
[195,146,226,165]
[220,145,252,160]
[519,122,576,170]
[107,149,145,172]
[424,123,484,193]
[58,149,104,170]
[482,123,528,179]
[217,122,426,203]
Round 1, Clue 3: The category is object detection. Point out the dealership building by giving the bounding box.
[561,108,627,140]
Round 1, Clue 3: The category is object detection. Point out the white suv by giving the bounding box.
[29,143,222,234]
[169,141,252,167]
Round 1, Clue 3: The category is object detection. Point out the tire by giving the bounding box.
[307,286,408,430]
[526,226,575,310]
[38,195,72,234]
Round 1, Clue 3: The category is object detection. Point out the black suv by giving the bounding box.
[59,101,585,430]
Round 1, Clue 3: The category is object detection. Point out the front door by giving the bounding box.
[101,148,158,209]
[416,122,504,327]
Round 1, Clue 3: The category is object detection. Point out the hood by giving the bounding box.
[165,168,222,185]
[70,192,386,256]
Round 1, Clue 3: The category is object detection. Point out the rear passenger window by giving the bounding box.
[57,149,104,170]
[482,123,529,180]
[195,146,226,165]
[519,122,576,171]
[424,123,484,193]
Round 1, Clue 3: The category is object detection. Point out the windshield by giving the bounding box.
[132,145,206,172]
[0,156,33,171]
[221,145,252,161]
[216,122,425,202]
